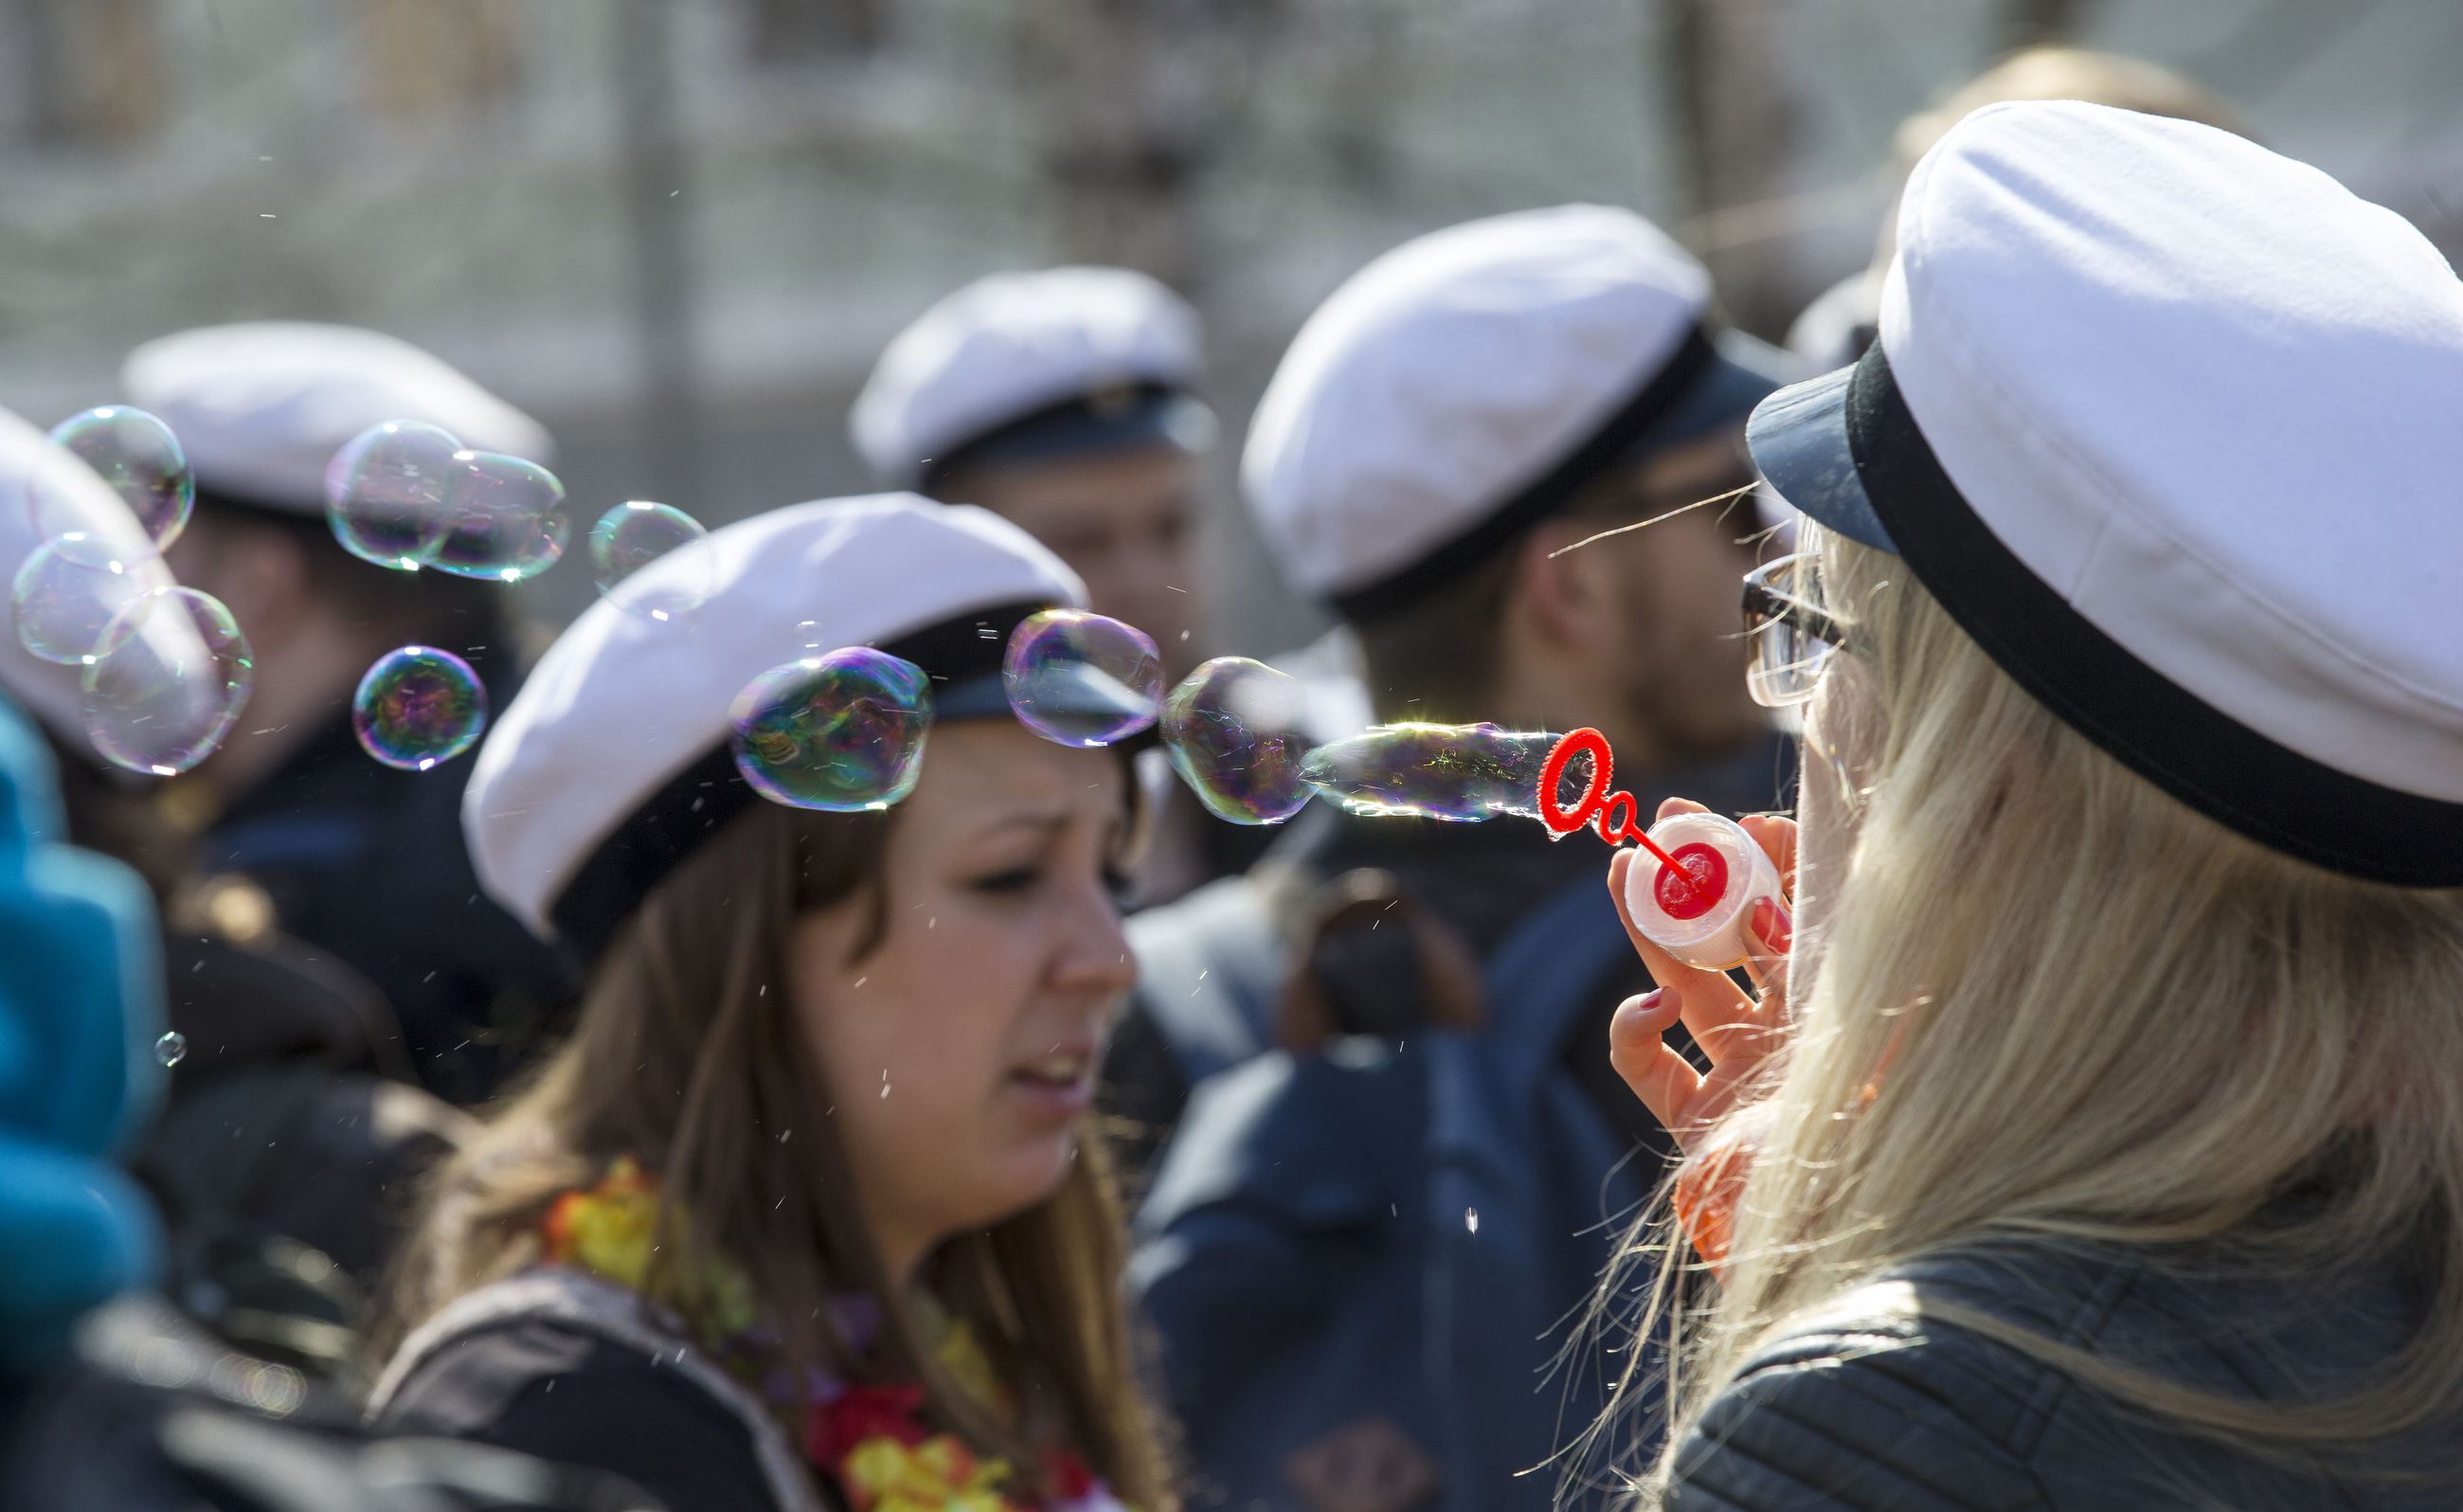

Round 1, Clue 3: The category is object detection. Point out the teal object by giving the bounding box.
[0,697,164,1372]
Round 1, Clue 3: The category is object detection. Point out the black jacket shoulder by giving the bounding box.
[376,1316,816,1512]
[1665,1242,2459,1511]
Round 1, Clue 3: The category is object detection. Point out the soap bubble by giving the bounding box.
[78,587,254,777]
[154,1031,187,1069]
[1160,657,1314,825]
[1002,609,1163,748]
[10,531,172,664]
[425,450,568,583]
[589,500,712,621]
[353,646,488,771]
[1297,722,1562,821]
[731,649,933,812]
[325,420,461,570]
[40,406,193,548]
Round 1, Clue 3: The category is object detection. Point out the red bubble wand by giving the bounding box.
[1537,727,1726,914]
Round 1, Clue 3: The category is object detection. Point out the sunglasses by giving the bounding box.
[1740,552,1846,710]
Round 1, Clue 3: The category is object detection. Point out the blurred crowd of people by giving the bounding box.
[5,43,2463,1512]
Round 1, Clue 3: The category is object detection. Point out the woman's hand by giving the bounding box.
[1606,798,1795,1153]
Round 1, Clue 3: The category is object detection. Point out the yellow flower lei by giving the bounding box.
[538,1160,1123,1511]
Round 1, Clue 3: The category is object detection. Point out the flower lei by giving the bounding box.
[540,1158,1127,1512]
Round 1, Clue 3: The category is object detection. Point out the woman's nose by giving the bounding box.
[1054,883,1138,996]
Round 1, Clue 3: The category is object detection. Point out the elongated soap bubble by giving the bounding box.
[78,587,254,776]
[426,450,567,583]
[1003,609,1163,748]
[41,406,193,548]
[326,420,461,570]
[589,500,712,621]
[1297,722,1562,821]
[731,649,933,812]
[353,646,488,771]
[1160,657,1313,824]
[11,531,172,664]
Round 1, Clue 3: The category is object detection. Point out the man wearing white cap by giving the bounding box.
[1117,207,1790,1510]
[854,267,1262,906]
[853,266,1216,671]
[121,322,570,1105]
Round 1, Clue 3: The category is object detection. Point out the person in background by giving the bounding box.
[0,405,468,1377]
[854,266,1247,906]
[121,322,574,1105]
[369,497,1174,1512]
[1785,45,2246,373]
[0,687,656,1511]
[1605,101,2463,1508]
[1112,206,1790,1512]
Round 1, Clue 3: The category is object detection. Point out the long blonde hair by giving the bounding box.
[1592,526,2463,1500]
[375,798,1174,1509]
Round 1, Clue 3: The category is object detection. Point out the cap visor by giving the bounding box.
[959,391,1217,476]
[930,673,1016,722]
[1745,365,1897,554]
[930,666,1160,745]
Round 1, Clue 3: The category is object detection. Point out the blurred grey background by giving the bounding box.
[4,0,2459,657]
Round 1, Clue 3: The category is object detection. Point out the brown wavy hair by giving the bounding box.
[373,796,1173,1507]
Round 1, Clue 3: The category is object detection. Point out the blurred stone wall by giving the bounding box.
[1,0,2456,657]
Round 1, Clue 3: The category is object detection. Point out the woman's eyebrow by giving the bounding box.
[973,810,1072,838]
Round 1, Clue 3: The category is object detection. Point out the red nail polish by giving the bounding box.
[1616,989,1665,1029]
[1751,897,1793,954]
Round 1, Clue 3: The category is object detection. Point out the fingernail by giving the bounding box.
[1615,989,1666,1030]
[1750,897,1792,954]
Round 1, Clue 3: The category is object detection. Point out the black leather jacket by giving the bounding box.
[1663,1239,2461,1510]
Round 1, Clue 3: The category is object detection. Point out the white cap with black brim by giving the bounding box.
[119,322,552,517]
[1747,100,2463,888]
[1243,205,1784,622]
[852,267,1214,495]
[463,495,1091,961]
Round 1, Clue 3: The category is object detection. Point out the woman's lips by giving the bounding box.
[1007,1045,1097,1117]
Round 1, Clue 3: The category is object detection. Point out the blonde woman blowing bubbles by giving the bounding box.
[1595,102,2463,1507]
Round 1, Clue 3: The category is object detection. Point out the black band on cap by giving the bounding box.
[1845,346,2463,888]
[1331,326,1717,622]
[546,601,1050,963]
[920,382,1196,496]
[193,482,328,522]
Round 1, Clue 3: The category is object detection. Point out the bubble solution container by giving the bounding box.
[1622,811,1783,971]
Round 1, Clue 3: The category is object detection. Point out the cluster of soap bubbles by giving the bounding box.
[325,421,570,582]
[8,408,258,777]
[12,407,1566,820]
[728,605,1560,831]
[323,423,713,770]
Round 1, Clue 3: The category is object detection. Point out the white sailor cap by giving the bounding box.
[119,322,552,514]
[1244,205,1784,619]
[464,495,1087,953]
[1748,100,2463,887]
[851,266,1214,495]
[0,406,162,758]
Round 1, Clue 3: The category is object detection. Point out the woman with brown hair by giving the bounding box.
[367,495,1174,1512]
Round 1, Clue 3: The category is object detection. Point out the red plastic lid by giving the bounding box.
[1654,841,1728,921]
